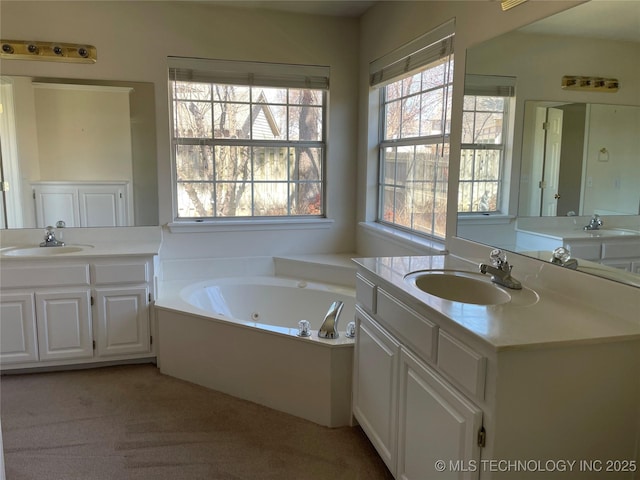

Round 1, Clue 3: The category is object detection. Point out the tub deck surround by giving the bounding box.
[353,255,640,352]
[158,253,358,284]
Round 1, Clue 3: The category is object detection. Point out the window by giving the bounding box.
[169,58,328,220]
[371,20,454,239]
[458,75,515,214]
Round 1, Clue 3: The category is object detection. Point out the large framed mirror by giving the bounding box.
[0,76,158,229]
[457,0,640,287]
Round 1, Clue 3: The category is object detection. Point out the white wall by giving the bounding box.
[0,0,359,257]
[34,85,133,182]
[583,104,640,215]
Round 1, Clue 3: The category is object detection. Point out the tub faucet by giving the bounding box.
[318,301,344,339]
[479,249,522,290]
[40,226,65,247]
[584,214,603,231]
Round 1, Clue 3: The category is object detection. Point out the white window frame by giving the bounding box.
[370,20,455,241]
[458,75,516,218]
[168,57,329,224]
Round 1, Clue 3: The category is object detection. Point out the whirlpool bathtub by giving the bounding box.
[155,275,356,427]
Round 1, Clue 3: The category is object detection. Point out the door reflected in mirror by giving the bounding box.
[520,101,640,217]
[0,76,158,229]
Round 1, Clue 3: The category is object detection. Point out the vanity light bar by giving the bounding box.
[500,0,527,11]
[0,40,97,63]
[562,75,619,92]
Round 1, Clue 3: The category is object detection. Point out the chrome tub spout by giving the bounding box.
[318,301,344,339]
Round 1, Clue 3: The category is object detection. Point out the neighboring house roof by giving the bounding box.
[241,90,281,139]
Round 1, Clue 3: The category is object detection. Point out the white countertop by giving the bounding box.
[353,255,640,352]
[515,226,640,241]
[0,241,161,260]
[0,226,162,261]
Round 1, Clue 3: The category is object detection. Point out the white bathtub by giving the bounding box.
[155,273,356,427]
[181,276,356,338]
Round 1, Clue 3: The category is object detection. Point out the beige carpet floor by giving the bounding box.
[0,364,392,480]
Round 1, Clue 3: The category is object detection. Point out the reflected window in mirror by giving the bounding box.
[459,75,515,216]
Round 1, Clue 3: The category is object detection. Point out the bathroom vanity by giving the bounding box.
[352,255,640,479]
[0,230,160,371]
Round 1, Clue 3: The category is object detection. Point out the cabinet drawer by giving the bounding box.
[601,241,640,260]
[356,273,376,314]
[564,241,601,261]
[376,288,437,363]
[92,261,149,285]
[437,330,486,400]
[0,264,90,288]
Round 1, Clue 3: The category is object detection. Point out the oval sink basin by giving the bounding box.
[2,245,93,257]
[404,270,511,305]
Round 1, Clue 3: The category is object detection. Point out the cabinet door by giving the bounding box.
[33,184,81,228]
[94,287,150,357]
[35,290,93,361]
[0,293,39,364]
[78,185,128,227]
[352,307,400,474]
[398,349,483,480]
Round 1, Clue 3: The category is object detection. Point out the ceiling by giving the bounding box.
[205,1,639,35]
[519,0,640,44]
[208,0,378,17]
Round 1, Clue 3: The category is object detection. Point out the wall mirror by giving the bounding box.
[0,76,158,229]
[457,0,640,287]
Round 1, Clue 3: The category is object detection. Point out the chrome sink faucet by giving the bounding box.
[479,249,522,290]
[584,214,603,231]
[40,226,65,247]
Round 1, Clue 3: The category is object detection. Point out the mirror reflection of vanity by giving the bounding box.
[0,76,158,229]
[457,0,640,287]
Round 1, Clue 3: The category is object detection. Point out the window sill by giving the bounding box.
[167,218,334,233]
[457,214,515,226]
[359,222,448,254]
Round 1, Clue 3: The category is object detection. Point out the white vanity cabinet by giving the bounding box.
[599,239,640,272]
[353,263,640,480]
[353,274,483,479]
[32,181,131,228]
[0,255,155,370]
